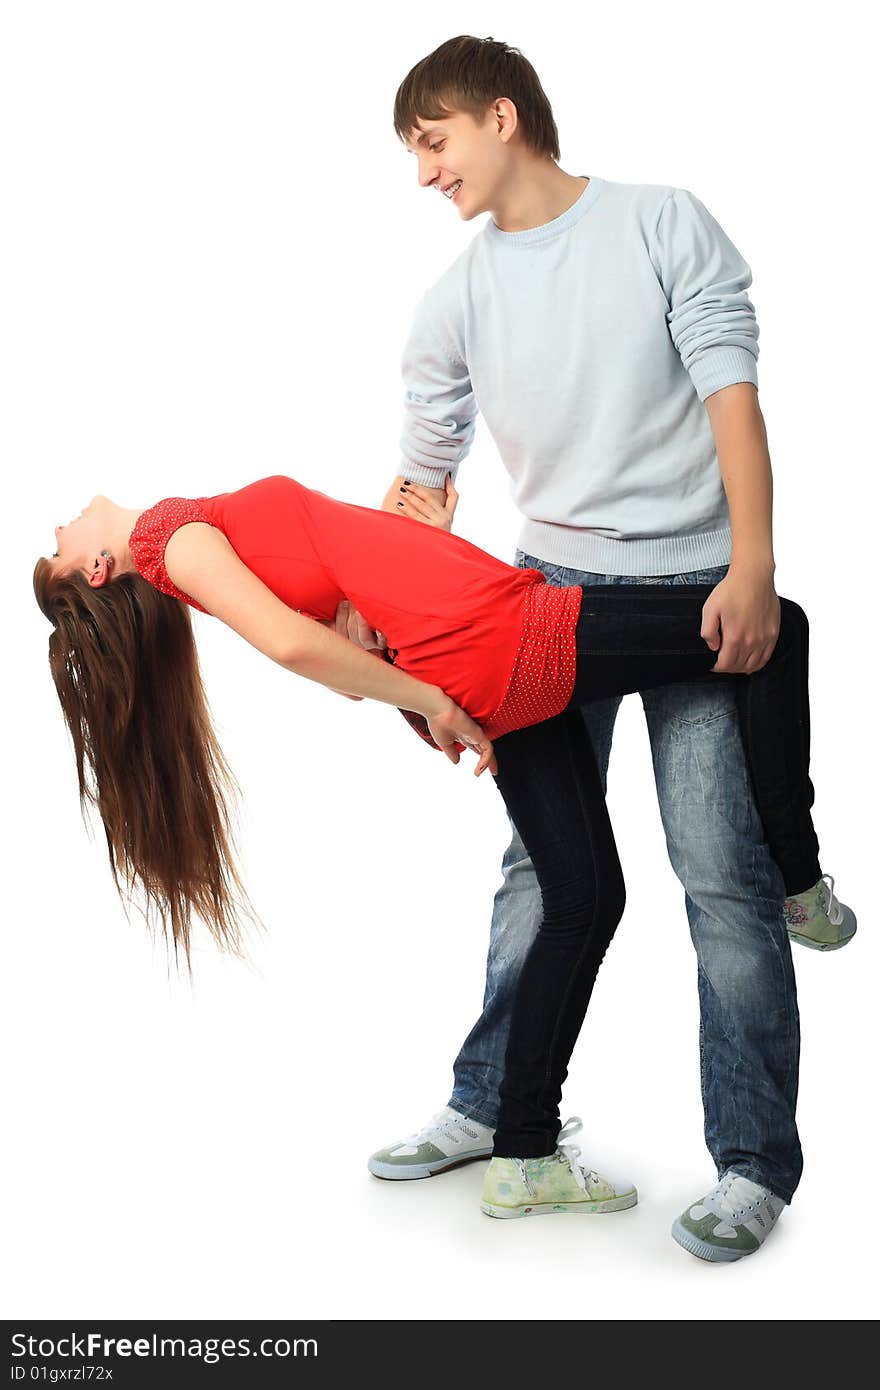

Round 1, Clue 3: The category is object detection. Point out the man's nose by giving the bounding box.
[418,161,440,189]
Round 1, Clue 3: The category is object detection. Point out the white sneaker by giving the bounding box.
[672,1170,785,1262]
[481,1117,637,1218]
[368,1106,495,1180]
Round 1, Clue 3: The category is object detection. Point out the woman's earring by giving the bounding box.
[100,549,113,564]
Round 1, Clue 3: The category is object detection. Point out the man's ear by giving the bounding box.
[496,98,518,141]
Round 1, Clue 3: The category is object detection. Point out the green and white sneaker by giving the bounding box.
[784,873,857,951]
[672,1171,784,1262]
[480,1117,637,1219]
[368,1106,495,1180]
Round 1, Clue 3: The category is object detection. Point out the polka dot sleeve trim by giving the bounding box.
[128,496,214,612]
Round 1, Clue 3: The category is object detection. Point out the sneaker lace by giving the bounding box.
[820,873,844,926]
[713,1170,767,1219]
[714,1171,741,1208]
[408,1110,480,1147]
[555,1116,601,1192]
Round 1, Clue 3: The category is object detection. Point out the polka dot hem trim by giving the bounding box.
[485,580,583,739]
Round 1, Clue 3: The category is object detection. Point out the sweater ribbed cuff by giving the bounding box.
[689,346,759,403]
[399,459,458,489]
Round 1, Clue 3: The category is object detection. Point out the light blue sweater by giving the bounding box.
[398,175,761,575]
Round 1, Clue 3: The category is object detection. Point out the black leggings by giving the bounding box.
[490,586,818,1158]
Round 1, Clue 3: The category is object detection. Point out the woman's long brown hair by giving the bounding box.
[33,558,259,971]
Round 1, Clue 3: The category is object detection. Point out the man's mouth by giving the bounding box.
[441,179,463,200]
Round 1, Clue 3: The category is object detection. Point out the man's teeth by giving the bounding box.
[443,180,463,198]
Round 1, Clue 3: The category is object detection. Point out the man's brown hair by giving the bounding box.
[394,35,560,161]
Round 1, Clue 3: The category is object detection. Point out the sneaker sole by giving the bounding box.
[670,1217,755,1262]
[368,1147,494,1181]
[787,923,857,952]
[481,1190,638,1219]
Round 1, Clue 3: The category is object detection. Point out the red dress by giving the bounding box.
[128,475,582,742]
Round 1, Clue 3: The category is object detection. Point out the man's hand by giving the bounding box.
[388,473,458,532]
[701,567,781,674]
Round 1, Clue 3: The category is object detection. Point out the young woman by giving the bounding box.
[34,473,853,1232]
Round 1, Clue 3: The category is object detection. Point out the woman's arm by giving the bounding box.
[164,523,496,772]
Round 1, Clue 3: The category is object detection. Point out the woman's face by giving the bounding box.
[51,495,110,578]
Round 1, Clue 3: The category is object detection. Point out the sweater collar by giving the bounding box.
[485,175,605,247]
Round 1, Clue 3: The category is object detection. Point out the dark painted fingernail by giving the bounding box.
[399,486,408,493]
[403,479,411,485]
[397,501,404,508]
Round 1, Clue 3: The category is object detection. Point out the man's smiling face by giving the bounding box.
[404,106,513,221]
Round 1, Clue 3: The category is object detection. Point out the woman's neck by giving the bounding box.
[112,506,148,575]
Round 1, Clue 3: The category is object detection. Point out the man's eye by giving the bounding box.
[430,142,445,152]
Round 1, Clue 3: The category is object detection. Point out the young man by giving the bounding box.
[338,36,854,1261]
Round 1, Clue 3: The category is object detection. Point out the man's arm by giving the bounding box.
[338,289,475,648]
[700,381,780,674]
[650,187,777,674]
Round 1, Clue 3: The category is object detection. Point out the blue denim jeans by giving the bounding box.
[449,556,803,1202]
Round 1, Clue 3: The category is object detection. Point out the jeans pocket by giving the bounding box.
[671,566,730,586]
[516,552,577,587]
[541,564,574,588]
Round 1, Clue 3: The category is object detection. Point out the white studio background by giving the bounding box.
[2,1,875,1322]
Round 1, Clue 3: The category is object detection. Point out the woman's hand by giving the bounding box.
[425,695,497,776]
[396,473,459,532]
